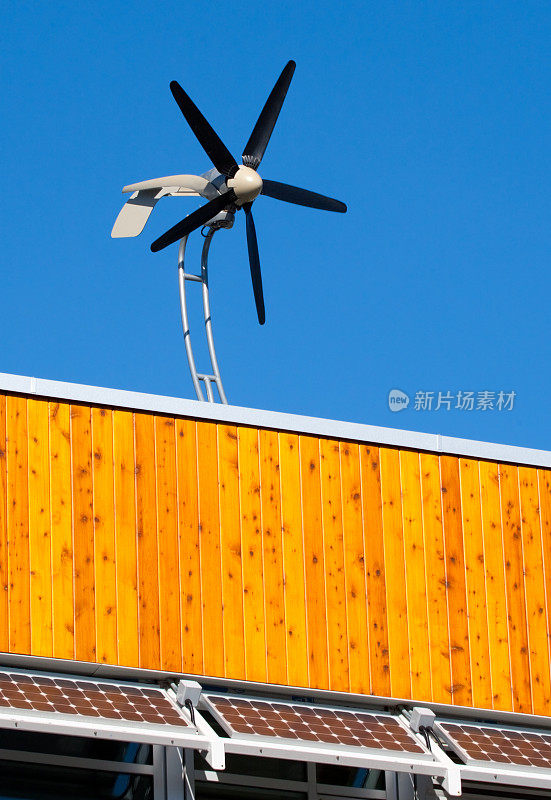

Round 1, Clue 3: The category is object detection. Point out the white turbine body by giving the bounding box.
[111,174,211,238]
[227,166,263,204]
[122,175,209,194]
[111,166,265,238]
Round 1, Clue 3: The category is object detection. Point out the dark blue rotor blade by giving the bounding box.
[261,179,347,213]
[170,81,238,177]
[151,191,236,252]
[242,61,296,170]
[243,203,265,325]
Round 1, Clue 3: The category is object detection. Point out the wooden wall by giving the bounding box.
[0,392,550,715]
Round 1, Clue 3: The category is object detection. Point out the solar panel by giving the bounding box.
[439,721,551,769]
[201,693,462,794]
[0,670,188,727]
[0,668,218,756]
[204,694,424,754]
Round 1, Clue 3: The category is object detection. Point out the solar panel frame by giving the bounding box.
[435,720,551,788]
[0,667,211,753]
[202,695,431,760]
[200,694,461,795]
[202,693,428,754]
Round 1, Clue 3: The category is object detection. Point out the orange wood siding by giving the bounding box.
[218,424,245,679]
[440,455,472,707]
[92,407,117,665]
[259,429,287,685]
[420,453,452,704]
[71,404,95,662]
[239,426,266,682]
[113,409,139,666]
[1,392,551,715]
[7,396,31,654]
[0,396,8,653]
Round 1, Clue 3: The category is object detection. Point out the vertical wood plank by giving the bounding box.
[420,453,451,703]
[218,425,245,679]
[400,450,431,702]
[113,410,139,667]
[300,434,329,689]
[71,404,95,661]
[379,446,411,698]
[319,437,349,691]
[27,398,53,656]
[359,445,390,695]
[196,421,224,677]
[341,441,370,693]
[175,419,203,674]
[238,426,267,682]
[155,416,182,671]
[92,407,117,664]
[459,458,492,710]
[0,396,7,652]
[259,429,287,685]
[279,432,309,686]
[440,455,472,706]
[7,396,30,653]
[155,417,182,670]
[49,402,74,660]
[479,459,513,711]
[519,465,550,715]
[134,412,160,670]
[538,469,551,715]
[500,463,532,713]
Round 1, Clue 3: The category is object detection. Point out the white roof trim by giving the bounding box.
[1,370,549,468]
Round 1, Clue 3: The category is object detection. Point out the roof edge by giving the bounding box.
[1,370,549,468]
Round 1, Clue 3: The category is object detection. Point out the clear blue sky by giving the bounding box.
[1,2,550,449]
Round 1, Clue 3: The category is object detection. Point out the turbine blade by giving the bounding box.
[261,179,347,213]
[150,191,236,252]
[242,61,296,170]
[243,203,266,325]
[170,81,238,177]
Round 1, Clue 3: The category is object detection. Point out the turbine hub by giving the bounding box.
[227,165,263,204]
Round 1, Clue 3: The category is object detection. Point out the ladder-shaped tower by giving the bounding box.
[177,221,230,404]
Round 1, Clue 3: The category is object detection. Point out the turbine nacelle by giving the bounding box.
[227,166,263,204]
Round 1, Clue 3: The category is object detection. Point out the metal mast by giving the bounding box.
[177,217,232,404]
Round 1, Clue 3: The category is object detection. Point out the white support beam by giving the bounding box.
[220,735,460,794]
[186,706,225,770]
[183,749,196,800]
[165,747,185,800]
[0,705,213,752]
[153,745,167,800]
[460,764,551,791]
